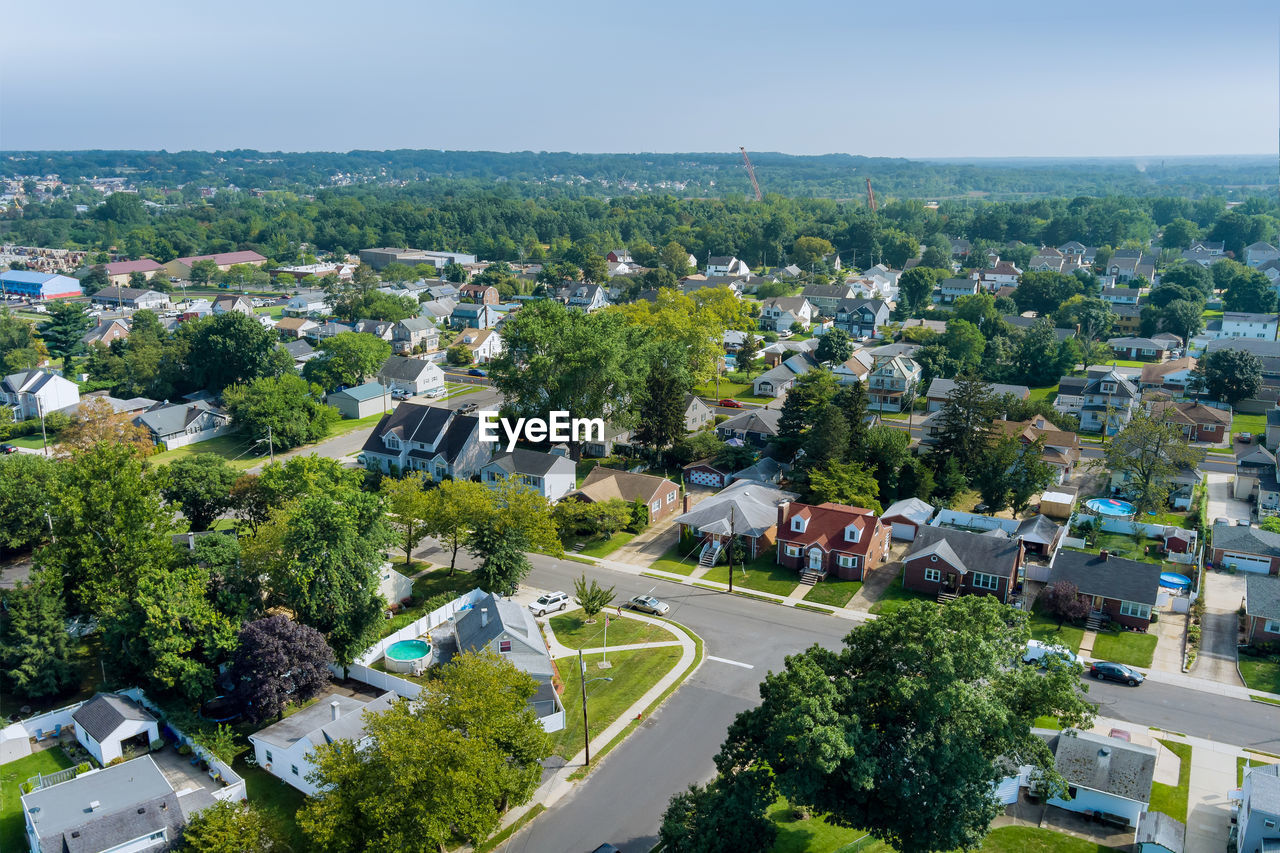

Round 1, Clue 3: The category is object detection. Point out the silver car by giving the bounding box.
[627,594,669,615]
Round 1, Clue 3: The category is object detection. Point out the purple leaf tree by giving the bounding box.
[231,614,334,723]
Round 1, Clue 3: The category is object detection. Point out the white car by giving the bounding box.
[1022,639,1084,668]
[529,591,570,617]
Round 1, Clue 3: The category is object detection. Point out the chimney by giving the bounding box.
[683,493,689,513]
[330,701,340,721]
[1100,549,1109,561]
[777,500,790,528]
[1097,747,1112,774]
[481,607,489,628]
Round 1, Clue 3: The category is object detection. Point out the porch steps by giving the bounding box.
[1086,611,1107,631]
[699,543,721,568]
[936,591,959,604]
[799,570,825,587]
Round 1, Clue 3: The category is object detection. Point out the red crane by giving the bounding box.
[866,177,877,212]
[740,146,763,201]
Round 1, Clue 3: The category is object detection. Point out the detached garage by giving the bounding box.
[1210,522,1280,575]
[328,382,392,420]
[881,497,935,542]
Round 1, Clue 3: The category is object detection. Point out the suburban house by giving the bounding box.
[605,249,632,263]
[1057,367,1140,434]
[360,403,486,479]
[733,456,783,486]
[925,378,1029,413]
[419,298,457,325]
[0,270,83,300]
[674,480,799,565]
[1217,312,1279,342]
[455,591,560,717]
[556,283,610,312]
[1244,573,1280,645]
[716,408,781,447]
[1139,357,1197,393]
[880,497,935,541]
[1108,336,1174,362]
[100,258,165,286]
[458,282,499,304]
[164,250,268,279]
[1058,242,1097,263]
[1246,242,1280,268]
[937,277,980,303]
[580,422,631,458]
[800,284,857,314]
[82,317,132,347]
[832,298,890,338]
[1235,445,1279,505]
[378,355,446,396]
[775,501,890,582]
[351,319,395,340]
[683,394,714,432]
[282,339,317,367]
[569,466,680,524]
[753,353,815,397]
[683,458,734,489]
[1100,287,1143,307]
[1,369,81,420]
[901,526,1022,603]
[995,415,1081,482]
[1110,460,1203,510]
[1149,400,1231,444]
[275,316,319,339]
[1237,763,1280,853]
[761,337,820,367]
[133,400,232,449]
[328,382,391,419]
[1040,729,1156,827]
[481,449,576,502]
[92,285,170,311]
[832,350,874,385]
[706,256,750,277]
[1046,550,1161,630]
[1111,303,1143,335]
[392,317,440,354]
[450,303,500,330]
[950,238,972,257]
[20,755,203,853]
[456,327,504,364]
[681,276,748,297]
[1211,522,1280,574]
[212,295,254,316]
[759,296,815,332]
[1106,250,1155,282]
[72,692,160,765]
[1003,315,1077,342]
[251,691,398,795]
[971,260,1022,291]
[866,355,922,413]
[282,289,328,317]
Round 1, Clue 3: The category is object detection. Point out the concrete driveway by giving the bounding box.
[1193,571,1246,686]
[1206,472,1252,524]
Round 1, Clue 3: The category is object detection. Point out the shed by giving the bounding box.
[683,458,732,488]
[71,693,159,765]
[881,497,935,541]
[327,382,390,420]
[1039,490,1077,519]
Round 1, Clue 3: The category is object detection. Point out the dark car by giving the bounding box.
[468,368,487,377]
[457,402,479,415]
[718,398,743,408]
[0,444,15,454]
[1089,661,1145,686]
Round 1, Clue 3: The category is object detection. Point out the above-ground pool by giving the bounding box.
[1160,572,1192,590]
[1084,498,1136,517]
[384,639,431,673]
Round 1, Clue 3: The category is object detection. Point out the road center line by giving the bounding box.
[707,655,754,669]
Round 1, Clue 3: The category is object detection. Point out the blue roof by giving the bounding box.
[332,381,388,402]
[1,271,64,283]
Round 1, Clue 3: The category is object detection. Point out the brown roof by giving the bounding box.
[275,317,314,331]
[1152,400,1231,427]
[776,502,881,557]
[575,466,674,505]
[175,250,267,266]
[1140,356,1196,385]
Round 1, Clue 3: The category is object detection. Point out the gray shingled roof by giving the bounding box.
[250,692,370,750]
[379,355,440,382]
[1213,522,1280,558]
[1047,550,1161,606]
[1247,763,1280,816]
[71,693,155,743]
[1135,812,1184,853]
[1016,515,1062,546]
[1052,730,1156,802]
[484,449,573,479]
[1247,574,1280,622]
[906,526,1021,574]
[926,378,1030,400]
[455,593,553,679]
[718,408,781,436]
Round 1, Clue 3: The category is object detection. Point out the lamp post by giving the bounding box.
[579,648,613,767]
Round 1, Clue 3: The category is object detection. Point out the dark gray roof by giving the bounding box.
[800,284,855,298]
[72,693,155,743]
[362,404,477,463]
[379,355,441,382]
[1212,522,1280,558]
[250,691,380,750]
[1052,730,1156,803]
[1136,811,1184,853]
[906,526,1021,574]
[21,755,186,852]
[733,456,783,483]
[1047,550,1161,605]
[1016,515,1062,546]
[926,378,1029,400]
[717,408,781,436]
[483,449,573,478]
[283,339,314,358]
[133,400,226,438]
[1204,338,1280,359]
[1246,573,1280,622]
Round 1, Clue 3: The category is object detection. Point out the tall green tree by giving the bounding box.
[422,479,492,573]
[163,453,240,531]
[177,801,282,853]
[1193,348,1263,405]
[38,301,93,358]
[930,372,999,478]
[223,373,339,451]
[634,355,690,455]
[772,369,838,457]
[815,328,854,364]
[468,477,561,595]
[837,380,871,459]
[802,403,850,469]
[807,460,881,511]
[1222,263,1278,313]
[0,453,61,552]
[177,311,283,392]
[1,570,75,699]
[300,652,553,852]
[381,475,433,565]
[1097,411,1204,515]
[303,332,392,392]
[1160,299,1204,343]
[896,267,939,312]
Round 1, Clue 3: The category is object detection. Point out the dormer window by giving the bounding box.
[1100,382,1115,393]
[791,516,807,533]
[383,433,400,449]
[844,523,861,543]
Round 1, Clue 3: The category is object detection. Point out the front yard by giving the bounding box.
[702,553,802,597]
[1,748,75,853]
[234,759,309,851]
[647,544,701,576]
[867,569,932,616]
[803,578,862,608]
[1232,412,1268,439]
[1238,649,1280,694]
[1090,630,1158,668]
[549,609,677,649]
[1028,609,1086,654]
[1150,739,1192,822]
[566,531,635,558]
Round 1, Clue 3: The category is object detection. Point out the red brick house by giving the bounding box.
[775,502,891,582]
[569,467,680,525]
[1245,574,1280,645]
[458,283,499,305]
[1150,400,1231,444]
[1045,550,1161,631]
[902,526,1022,603]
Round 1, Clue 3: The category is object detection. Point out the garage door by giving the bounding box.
[687,470,722,488]
[891,522,916,541]
[1223,552,1272,573]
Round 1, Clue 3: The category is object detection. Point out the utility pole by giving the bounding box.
[267,425,274,463]
[727,508,736,594]
[35,395,48,457]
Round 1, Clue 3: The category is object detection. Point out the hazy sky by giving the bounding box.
[3,0,1277,157]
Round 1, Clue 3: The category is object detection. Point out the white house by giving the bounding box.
[71,692,160,766]
[1,369,80,421]
[1246,242,1280,269]
[1219,312,1278,341]
[1043,730,1156,828]
[457,327,503,363]
[753,354,814,397]
[1237,762,1280,853]
[759,297,815,332]
[832,350,873,385]
[378,356,446,396]
[133,400,232,450]
[705,256,750,277]
[481,449,576,502]
[359,403,487,479]
[866,355,921,413]
[283,290,329,317]
[936,277,979,304]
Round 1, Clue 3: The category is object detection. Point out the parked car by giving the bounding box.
[468,368,487,376]
[0,444,16,454]
[627,594,669,615]
[1238,432,1254,444]
[1089,661,1145,686]
[1022,640,1083,669]
[529,591,570,617]
[718,398,744,408]
[457,402,479,415]
[391,392,411,401]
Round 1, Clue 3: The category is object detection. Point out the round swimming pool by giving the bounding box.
[1084,498,1136,517]
[1160,572,1192,590]
[384,639,431,673]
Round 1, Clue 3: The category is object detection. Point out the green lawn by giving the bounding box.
[1238,756,1269,786]
[702,554,802,598]
[2,749,75,853]
[328,406,394,436]
[6,434,50,450]
[376,566,464,639]
[149,432,263,468]
[571,531,635,558]
[648,543,701,576]
[1238,654,1280,694]
[803,578,862,608]
[1102,359,1152,368]
[255,305,285,318]
[1028,385,1059,405]
[1203,309,1224,320]
[1034,715,1065,730]
[693,379,752,400]
[234,760,308,851]
[868,569,933,616]
[1090,631,1157,668]
[1150,739,1192,822]
[550,646,683,759]
[549,609,677,649]
[979,826,1111,853]
[1233,413,1268,438]
[1028,610,1086,654]
[1067,530,1165,564]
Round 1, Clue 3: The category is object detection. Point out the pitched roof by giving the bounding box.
[576,466,673,504]
[926,378,1029,400]
[379,355,442,382]
[71,692,156,743]
[1150,400,1231,427]
[455,592,553,679]
[881,497,935,525]
[673,479,798,538]
[1047,550,1161,605]
[102,258,164,275]
[1247,763,1280,816]
[718,408,782,436]
[330,381,388,402]
[275,316,316,331]
[1212,522,1280,558]
[250,691,377,749]
[777,501,880,555]
[134,400,226,437]
[1246,573,1280,622]
[906,526,1022,574]
[1140,357,1196,384]
[484,449,573,478]
[1016,515,1062,546]
[1052,730,1156,803]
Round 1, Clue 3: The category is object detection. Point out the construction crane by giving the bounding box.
[740,146,763,201]
[865,177,877,212]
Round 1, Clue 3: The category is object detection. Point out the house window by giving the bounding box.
[384,434,400,449]
[792,517,806,532]
[265,750,273,763]
[1119,600,1152,619]
[651,500,660,512]
[785,545,800,557]
[1266,820,1277,829]
[499,640,512,653]
[1264,619,1280,634]
[971,573,999,591]
[837,554,856,568]
[291,765,299,776]
[666,491,676,504]
[924,568,941,583]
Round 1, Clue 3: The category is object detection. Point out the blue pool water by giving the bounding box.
[1084,498,1136,517]
[386,639,431,661]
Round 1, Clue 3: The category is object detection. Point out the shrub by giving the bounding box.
[178,744,192,756]
[108,756,124,766]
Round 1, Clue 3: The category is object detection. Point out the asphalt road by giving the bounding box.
[500,555,1280,853]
